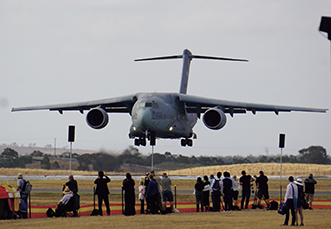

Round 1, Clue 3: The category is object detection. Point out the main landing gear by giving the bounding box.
[181,138,193,147]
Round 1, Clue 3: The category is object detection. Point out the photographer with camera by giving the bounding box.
[240,170,255,210]
[256,171,270,208]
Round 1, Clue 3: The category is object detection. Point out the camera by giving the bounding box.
[251,184,254,194]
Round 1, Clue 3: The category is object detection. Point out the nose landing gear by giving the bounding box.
[134,131,156,146]
[181,138,193,147]
[134,137,146,146]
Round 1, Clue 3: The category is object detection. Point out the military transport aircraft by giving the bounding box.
[12,49,327,147]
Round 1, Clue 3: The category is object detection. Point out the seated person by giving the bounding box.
[55,186,75,217]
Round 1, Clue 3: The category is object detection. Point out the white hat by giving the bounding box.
[294,178,303,186]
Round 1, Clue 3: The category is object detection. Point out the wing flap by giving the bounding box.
[179,94,327,114]
[12,94,137,113]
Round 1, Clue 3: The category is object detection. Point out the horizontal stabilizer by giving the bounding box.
[135,49,248,94]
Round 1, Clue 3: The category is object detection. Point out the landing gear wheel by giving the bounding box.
[181,139,187,147]
[181,138,193,147]
[134,138,140,146]
[140,138,146,146]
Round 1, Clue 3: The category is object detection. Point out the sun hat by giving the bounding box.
[63,186,72,195]
[294,178,303,186]
[17,173,23,179]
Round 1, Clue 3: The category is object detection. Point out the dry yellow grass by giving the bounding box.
[1,209,330,228]
[0,167,120,176]
[161,163,331,177]
[1,163,331,177]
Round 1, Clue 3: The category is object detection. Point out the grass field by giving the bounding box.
[1,209,331,228]
[1,178,330,206]
[1,164,330,206]
[2,163,331,177]
[1,165,330,228]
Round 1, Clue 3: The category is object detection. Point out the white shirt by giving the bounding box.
[60,193,73,205]
[233,180,240,191]
[203,183,210,192]
[285,182,298,202]
[138,185,145,200]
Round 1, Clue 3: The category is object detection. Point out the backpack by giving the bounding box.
[212,179,221,191]
[21,179,32,196]
[46,208,55,217]
[268,201,279,210]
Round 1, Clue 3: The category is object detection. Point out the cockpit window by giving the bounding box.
[140,102,159,108]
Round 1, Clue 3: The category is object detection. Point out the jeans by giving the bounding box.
[224,190,232,211]
[284,199,296,225]
[97,194,110,215]
[140,199,144,214]
[241,190,251,209]
[212,191,221,212]
[195,191,203,212]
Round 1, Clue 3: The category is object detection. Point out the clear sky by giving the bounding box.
[1,1,330,157]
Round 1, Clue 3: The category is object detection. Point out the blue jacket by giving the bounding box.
[146,179,159,197]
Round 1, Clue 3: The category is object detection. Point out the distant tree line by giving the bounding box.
[0,145,330,171]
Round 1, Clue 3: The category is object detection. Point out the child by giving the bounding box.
[138,180,145,214]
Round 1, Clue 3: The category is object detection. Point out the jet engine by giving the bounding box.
[86,107,109,129]
[202,107,227,130]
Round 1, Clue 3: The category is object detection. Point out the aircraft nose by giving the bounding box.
[137,109,152,129]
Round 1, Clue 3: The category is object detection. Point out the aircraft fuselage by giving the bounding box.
[129,93,197,140]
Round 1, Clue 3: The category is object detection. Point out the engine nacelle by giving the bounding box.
[86,107,109,129]
[202,107,227,130]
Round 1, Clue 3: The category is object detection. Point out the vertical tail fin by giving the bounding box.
[135,49,248,95]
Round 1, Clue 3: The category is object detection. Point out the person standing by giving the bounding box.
[202,175,210,212]
[240,170,254,210]
[209,174,215,211]
[304,174,317,210]
[222,171,233,212]
[194,177,204,212]
[122,173,136,216]
[282,176,298,226]
[144,173,150,212]
[294,178,304,226]
[146,174,160,214]
[94,171,111,216]
[256,171,270,208]
[232,175,240,210]
[138,180,145,214]
[160,173,174,212]
[211,172,222,212]
[63,174,78,194]
[150,170,164,212]
[16,173,27,218]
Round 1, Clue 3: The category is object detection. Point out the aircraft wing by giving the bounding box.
[178,94,327,117]
[11,94,137,114]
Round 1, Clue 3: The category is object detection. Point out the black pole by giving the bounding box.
[29,194,31,218]
[93,187,95,210]
[121,185,124,214]
[175,185,177,209]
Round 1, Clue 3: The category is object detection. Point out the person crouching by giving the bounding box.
[55,187,73,217]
